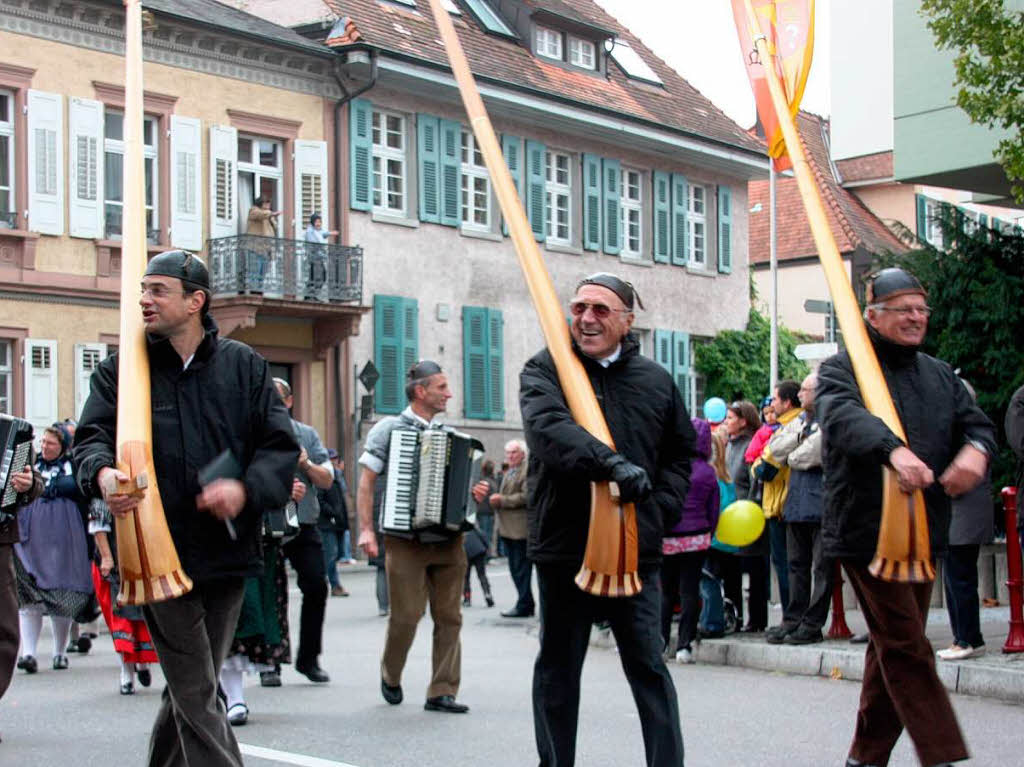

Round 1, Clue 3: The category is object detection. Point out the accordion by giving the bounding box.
[0,414,33,515]
[382,429,484,533]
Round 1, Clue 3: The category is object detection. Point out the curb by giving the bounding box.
[590,628,1024,705]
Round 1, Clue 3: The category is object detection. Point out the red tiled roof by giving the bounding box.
[322,0,765,155]
[749,113,907,264]
[836,151,894,184]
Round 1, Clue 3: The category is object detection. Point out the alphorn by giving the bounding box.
[741,0,932,581]
[112,0,193,605]
[424,0,640,596]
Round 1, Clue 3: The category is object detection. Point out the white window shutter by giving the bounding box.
[171,115,203,250]
[27,90,64,235]
[294,139,328,237]
[209,124,238,239]
[68,97,104,239]
[73,342,107,420]
[24,339,58,437]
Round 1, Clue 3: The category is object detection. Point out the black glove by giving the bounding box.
[602,454,652,504]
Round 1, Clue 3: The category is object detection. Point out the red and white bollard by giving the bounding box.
[1001,487,1024,654]
[827,559,853,639]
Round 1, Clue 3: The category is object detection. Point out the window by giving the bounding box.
[462,0,518,37]
[460,130,490,230]
[536,26,563,60]
[545,151,572,245]
[620,168,642,257]
[0,91,13,228]
[374,295,418,415]
[687,184,706,267]
[372,110,406,215]
[104,110,158,242]
[609,39,663,85]
[924,198,944,249]
[463,306,503,420]
[569,37,596,69]
[237,134,283,231]
[0,340,11,414]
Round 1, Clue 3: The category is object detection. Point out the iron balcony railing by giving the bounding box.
[207,235,363,304]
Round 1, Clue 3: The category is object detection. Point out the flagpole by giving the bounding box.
[769,159,778,394]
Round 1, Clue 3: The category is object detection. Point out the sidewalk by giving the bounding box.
[590,602,1024,705]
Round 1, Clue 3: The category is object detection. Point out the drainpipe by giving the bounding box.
[329,49,377,460]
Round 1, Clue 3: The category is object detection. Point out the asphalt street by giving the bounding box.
[1,562,1021,766]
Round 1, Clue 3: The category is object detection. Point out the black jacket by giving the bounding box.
[817,326,996,562]
[1006,384,1024,530]
[317,469,349,531]
[73,315,299,582]
[520,334,695,566]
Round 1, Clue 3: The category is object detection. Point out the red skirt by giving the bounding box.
[91,564,159,665]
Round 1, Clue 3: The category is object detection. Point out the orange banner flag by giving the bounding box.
[731,0,815,171]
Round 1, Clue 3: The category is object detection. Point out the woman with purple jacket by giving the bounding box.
[660,418,720,663]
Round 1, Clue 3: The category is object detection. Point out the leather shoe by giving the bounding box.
[500,608,534,618]
[227,703,249,726]
[259,670,281,687]
[136,665,152,687]
[381,678,403,705]
[120,681,134,695]
[764,625,791,644]
[785,626,823,645]
[424,695,468,713]
[17,655,37,674]
[295,661,330,683]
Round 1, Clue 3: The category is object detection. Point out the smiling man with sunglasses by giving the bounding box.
[521,272,696,767]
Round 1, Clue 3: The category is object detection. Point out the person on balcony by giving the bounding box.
[244,196,280,293]
[303,214,338,302]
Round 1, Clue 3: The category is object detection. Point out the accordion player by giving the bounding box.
[381,428,484,534]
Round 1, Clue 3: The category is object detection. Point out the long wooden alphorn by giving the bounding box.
[113,0,193,604]
[741,0,932,582]
[424,0,639,596]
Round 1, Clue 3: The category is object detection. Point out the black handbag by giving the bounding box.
[264,500,299,543]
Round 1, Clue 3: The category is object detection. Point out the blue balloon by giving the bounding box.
[704,397,727,423]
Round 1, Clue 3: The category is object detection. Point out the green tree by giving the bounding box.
[879,210,1024,494]
[694,308,809,404]
[921,0,1024,201]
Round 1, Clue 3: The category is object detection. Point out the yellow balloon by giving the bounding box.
[716,500,766,547]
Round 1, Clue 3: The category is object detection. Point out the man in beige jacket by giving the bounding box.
[490,440,533,617]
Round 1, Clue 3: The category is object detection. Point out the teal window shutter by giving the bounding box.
[717,185,732,273]
[349,99,373,211]
[602,158,621,255]
[915,194,927,238]
[488,309,504,420]
[501,134,523,236]
[670,173,688,266]
[525,140,546,241]
[402,298,419,380]
[463,307,488,419]
[439,119,461,226]
[417,114,440,223]
[653,329,672,373]
[652,171,670,263]
[582,154,602,251]
[672,331,690,406]
[374,295,401,413]
[978,213,988,229]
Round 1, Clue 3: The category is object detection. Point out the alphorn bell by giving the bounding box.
[424,0,640,596]
[740,0,933,582]
[112,0,192,605]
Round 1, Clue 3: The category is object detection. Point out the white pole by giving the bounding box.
[769,160,778,394]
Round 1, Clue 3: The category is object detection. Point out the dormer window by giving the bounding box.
[568,37,595,70]
[536,26,563,61]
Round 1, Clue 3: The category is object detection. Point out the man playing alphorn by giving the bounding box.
[817,267,995,767]
[520,272,695,767]
[74,251,298,767]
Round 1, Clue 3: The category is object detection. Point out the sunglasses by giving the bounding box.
[569,301,630,319]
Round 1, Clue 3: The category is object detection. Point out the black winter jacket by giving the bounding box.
[73,315,299,582]
[817,326,996,562]
[520,334,695,565]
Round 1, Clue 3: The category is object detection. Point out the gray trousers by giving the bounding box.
[781,521,833,632]
[143,577,246,767]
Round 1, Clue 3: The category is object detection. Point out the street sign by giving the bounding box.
[359,394,374,420]
[804,299,832,314]
[794,342,838,361]
[358,360,379,392]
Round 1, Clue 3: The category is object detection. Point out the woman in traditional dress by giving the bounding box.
[89,498,157,694]
[14,424,94,673]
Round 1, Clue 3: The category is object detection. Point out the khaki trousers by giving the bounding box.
[382,534,466,699]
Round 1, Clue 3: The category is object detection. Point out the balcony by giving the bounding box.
[207,235,362,304]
